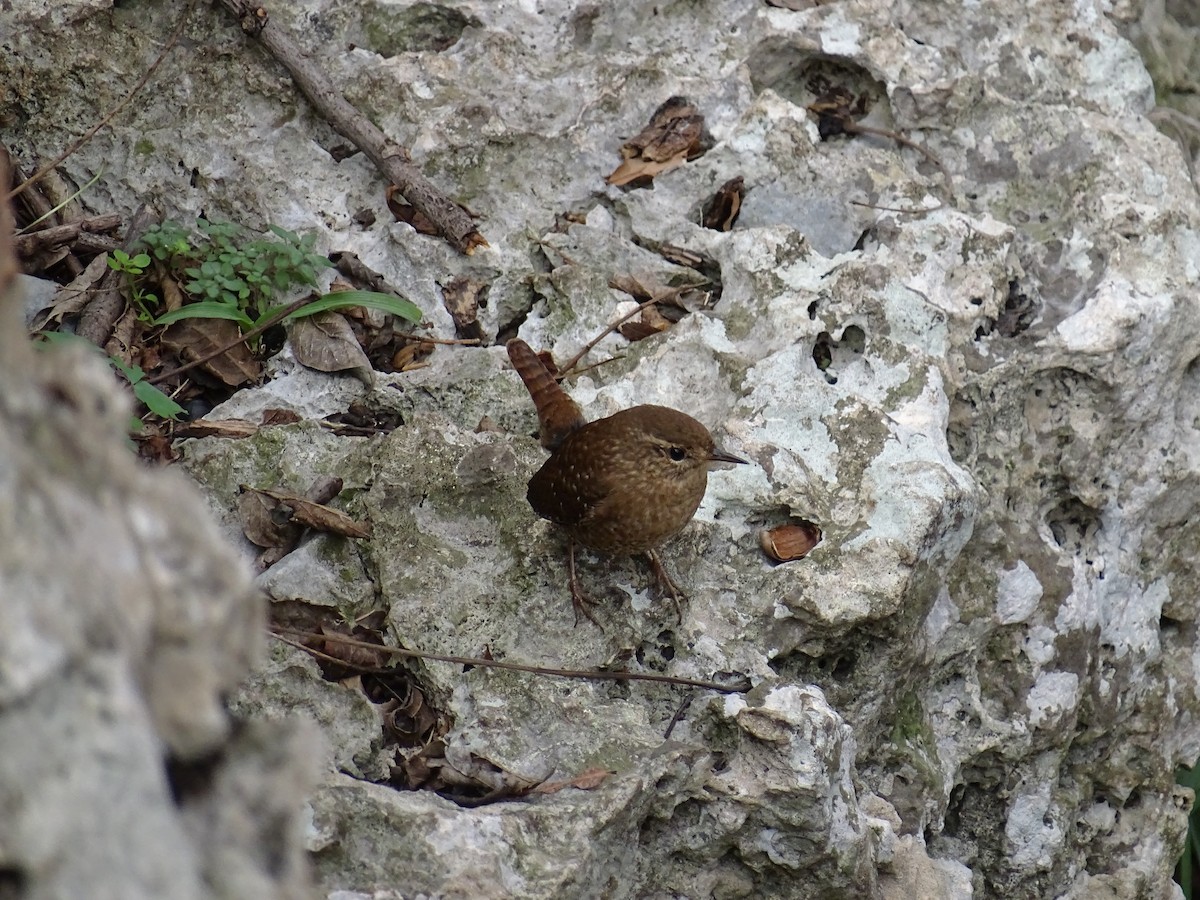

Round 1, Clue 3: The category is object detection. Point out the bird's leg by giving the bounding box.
[567,537,604,630]
[645,550,686,624]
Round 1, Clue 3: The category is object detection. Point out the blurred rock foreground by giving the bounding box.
[3,1,1199,898]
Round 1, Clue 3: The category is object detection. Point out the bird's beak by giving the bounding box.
[709,446,749,466]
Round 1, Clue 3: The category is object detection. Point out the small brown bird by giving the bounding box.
[507,339,746,626]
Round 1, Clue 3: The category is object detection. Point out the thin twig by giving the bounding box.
[271,627,751,694]
[144,294,311,385]
[396,332,481,346]
[663,691,695,739]
[6,2,194,201]
[216,0,486,255]
[850,198,944,215]
[842,120,954,195]
[558,281,709,376]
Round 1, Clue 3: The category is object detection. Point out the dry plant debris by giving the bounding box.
[606,96,709,187]
[760,521,823,562]
[238,476,369,570]
[702,176,745,231]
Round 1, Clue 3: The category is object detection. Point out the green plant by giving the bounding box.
[106,248,159,321]
[109,356,186,422]
[135,218,420,330]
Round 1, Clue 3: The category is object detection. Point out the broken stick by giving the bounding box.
[216,1,488,256]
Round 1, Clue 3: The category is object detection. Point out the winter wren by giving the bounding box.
[507,339,746,626]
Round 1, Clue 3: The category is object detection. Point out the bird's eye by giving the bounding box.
[668,447,687,462]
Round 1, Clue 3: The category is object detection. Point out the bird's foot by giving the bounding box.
[645,550,686,624]
[568,538,604,630]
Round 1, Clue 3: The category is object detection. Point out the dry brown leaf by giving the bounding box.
[608,273,654,302]
[532,768,614,795]
[238,486,302,550]
[160,274,185,313]
[261,408,303,426]
[702,176,745,231]
[30,252,109,330]
[392,341,434,372]
[134,428,181,465]
[161,318,261,387]
[606,96,707,187]
[317,625,390,669]
[248,486,372,539]
[174,418,260,439]
[104,305,142,360]
[760,521,823,562]
[385,184,440,234]
[618,303,672,342]
[440,275,488,342]
[289,311,374,384]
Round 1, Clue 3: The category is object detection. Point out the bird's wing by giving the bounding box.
[526,446,610,527]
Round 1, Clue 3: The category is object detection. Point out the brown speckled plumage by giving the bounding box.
[507,339,746,626]
[527,405,716,555]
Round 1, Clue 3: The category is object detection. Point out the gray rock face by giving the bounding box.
[0,228,316,893]
[4,0,1198,898]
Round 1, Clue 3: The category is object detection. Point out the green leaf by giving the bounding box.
[34,330,94,349]
[256,290,422,328]
[133,379,185,419]
[152,302,254,327]
[109,356,148,383]
[268,225,299,244]
[131,253,151,268]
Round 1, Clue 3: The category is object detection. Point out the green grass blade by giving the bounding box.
[254,290,422,329]
[152,302,254,327]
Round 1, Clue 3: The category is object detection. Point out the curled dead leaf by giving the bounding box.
[289,310,374,384]
[440,275,489,342]
[606,96,707,187]
[317,624,390,669]
[247,486,372,539]
[392,340,434,372]
[702,176,745,232]
[760,521,823,562]
[385,185,440,235]
[174,418,260,439]
[532,768,614,795]
[238,485,302,551]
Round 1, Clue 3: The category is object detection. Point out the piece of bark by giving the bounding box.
[12,214,122,260]
[4,147,85,278]
[174,418,260,439]
[218,1,487,256]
